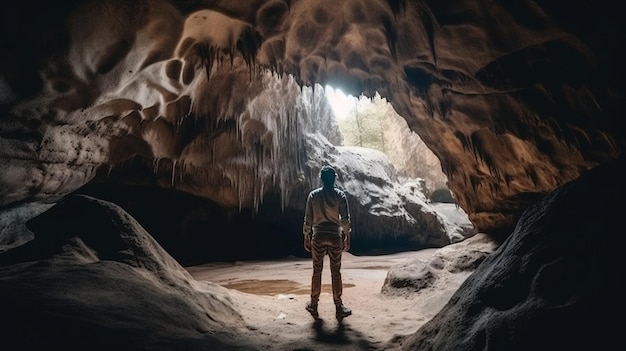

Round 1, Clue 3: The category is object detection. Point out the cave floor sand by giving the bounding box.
[186,249,471,350]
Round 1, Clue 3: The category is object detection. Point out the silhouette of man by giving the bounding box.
[303,165,352,319]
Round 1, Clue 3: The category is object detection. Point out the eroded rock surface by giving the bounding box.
[381,233,497,295]
[1,0,623,238]
[0,194,249,350]
[0,1,624,349]
[397,154,625,351]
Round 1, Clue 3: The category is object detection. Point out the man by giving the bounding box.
[302,165,352,319]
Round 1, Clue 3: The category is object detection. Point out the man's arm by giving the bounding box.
[303,193,313,252]
[339,191,351,252]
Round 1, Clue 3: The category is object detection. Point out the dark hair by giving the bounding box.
[320,166,336,186]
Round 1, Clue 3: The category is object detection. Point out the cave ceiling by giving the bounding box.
[0,0,624,237]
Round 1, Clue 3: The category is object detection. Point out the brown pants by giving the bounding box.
[310,232,343,306]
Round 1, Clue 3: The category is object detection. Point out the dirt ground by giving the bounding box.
[186,248,475,350]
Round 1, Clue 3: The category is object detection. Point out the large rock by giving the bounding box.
[295,139,476,252]
[396,154,625,350]
[381,233,497,295]
[0,194,250,350]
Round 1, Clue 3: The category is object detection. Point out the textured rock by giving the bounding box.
[382,258,436,293]
[400,154,625,351]
[1,0,623,239]
[0,1,624,348]
[382,233,497,295]
[0,194,249,350]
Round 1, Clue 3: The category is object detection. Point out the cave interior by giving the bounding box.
[0,0,624,350]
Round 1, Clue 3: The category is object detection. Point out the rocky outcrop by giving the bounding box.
[0,194,249,350]
[381,233,497,295]
[398,154,625,350]
[1,0,623,239]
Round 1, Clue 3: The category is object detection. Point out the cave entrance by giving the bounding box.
[324,86,450,199]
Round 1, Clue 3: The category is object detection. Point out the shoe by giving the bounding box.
[335,304,352,318]
[305,301,318,314]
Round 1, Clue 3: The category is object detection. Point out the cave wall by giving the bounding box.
[1,0,624,239]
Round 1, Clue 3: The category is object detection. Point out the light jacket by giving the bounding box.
[303,186,351,238]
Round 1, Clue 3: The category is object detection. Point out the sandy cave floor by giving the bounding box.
[186,249,472,350]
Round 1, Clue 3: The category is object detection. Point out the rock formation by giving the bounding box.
[0,194,252,350]
[2,0,623,237]
[397,153,625,350]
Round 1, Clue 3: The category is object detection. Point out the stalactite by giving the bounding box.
[196,42,216,83]
[171,159,178,187]
[153,158,160,175]
[525,165,539,187]
[455,131,471,152]
[504,174,513,188]
[468,131,504,181]
[236,27,261,77]
[440,157,458,181]
[600,131,620,155]
[488,182,500,197]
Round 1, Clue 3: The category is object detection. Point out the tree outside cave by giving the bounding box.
[325,86,449,196]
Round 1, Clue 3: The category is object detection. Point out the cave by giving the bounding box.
[1,0,624,350]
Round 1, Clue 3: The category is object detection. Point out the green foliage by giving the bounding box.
[333,91,449,192]
[337,93,394,152]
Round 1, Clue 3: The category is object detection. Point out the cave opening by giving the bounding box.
[72,80,470,267]
[324,85,451,198]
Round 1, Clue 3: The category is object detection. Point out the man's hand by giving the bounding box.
[304,235,311,252]
[343,235,351,252]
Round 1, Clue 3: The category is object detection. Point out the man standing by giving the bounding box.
[303,165,352,320]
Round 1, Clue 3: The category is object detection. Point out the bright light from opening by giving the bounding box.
[325,86,355,121]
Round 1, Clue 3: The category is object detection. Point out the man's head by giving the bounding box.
[320,165,336,188]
